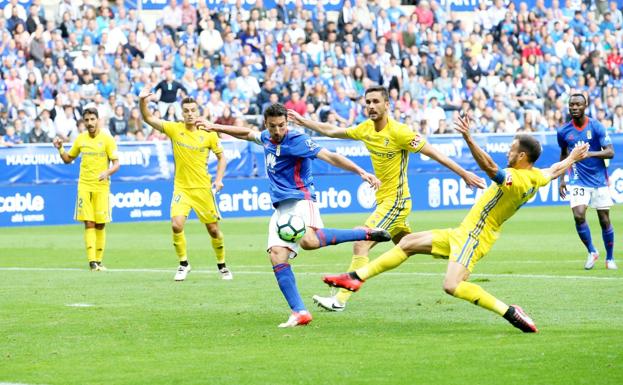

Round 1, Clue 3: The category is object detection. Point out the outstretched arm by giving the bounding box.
[196,118,257,141]
[452,115,498,181]
[543,143,589,180]
[419,142,486,189]
[316,148,381,190]
[139,86,164,132]
[287,109,350,139]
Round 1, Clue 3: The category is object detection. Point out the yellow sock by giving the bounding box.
[211,236,225,264]
[335,255,369,304]
[173,231,187,261]
[453,281,509,316]
[84,228,96,262]
[356,245,409,280]
[95,228,106,262]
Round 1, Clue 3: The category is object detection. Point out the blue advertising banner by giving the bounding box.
[0,140,254,186]
[3,166,623,227]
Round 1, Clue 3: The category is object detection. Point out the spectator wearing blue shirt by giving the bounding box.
[600,12,616,33]
[96,73,115,99]
[330,88,355,126]
[365,54,383,85]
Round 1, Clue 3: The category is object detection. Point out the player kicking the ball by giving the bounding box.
[322,114,589,333]
[195,103,391,327]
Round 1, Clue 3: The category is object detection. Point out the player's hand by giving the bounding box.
[138,86,154,101]
[361,171,381,190]
[453,114,471,138]
[98,170,109,181]
[286,109,305,125]
[212,180,224,193]
[195,118,215,132]
[569,142,590,162]
[559,181,567,199]
[463,171,487,189]
[52,137,63,149]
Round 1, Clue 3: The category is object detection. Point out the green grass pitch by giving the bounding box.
[1,206,622,385]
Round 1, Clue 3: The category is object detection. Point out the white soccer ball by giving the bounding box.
[276,213,307,242]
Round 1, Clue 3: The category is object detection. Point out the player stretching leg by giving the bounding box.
[557,93,616,270]
[288,86,485,312]
[54,107,120,271]
[322,115,589,333]
[139,87,232,281]
[196,103,390,327]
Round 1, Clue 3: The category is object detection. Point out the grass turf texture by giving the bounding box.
[1,206,622,385]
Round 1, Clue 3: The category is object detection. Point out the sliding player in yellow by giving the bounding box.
[287,86,486,311]
[139,87,230,281]
[323,115,590,332]
[53,107,120,271]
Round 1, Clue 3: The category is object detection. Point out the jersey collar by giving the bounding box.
[571,116,589,131]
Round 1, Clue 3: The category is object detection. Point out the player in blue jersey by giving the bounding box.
[195,104,391,327]
[557,93,616,270]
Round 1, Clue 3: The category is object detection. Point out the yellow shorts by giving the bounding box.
[74,190,111,223]
[364,198,411,238]
[431,228,494,272]
[170,188,220,224]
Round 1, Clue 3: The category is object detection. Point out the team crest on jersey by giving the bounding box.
[384,138,389,147]
[199,135,204,142]
[586,130,592,140]
[505,174,513,186]
[305,139,319,150]
[266,152,277,169]
[568,134,574,141]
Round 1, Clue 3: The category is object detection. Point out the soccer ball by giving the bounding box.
[276,213,307,242]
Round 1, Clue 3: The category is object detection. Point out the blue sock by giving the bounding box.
[314,228,368,247]
[576,222,597,253]
[273,263,306,312]
[602,226,615,261]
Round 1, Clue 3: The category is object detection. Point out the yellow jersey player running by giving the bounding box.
[139,87,231,281]
[53,107,120,271]
[322,115,590,332]
[287,86,486,311]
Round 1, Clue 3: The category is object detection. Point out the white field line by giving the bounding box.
[0,383,48,385]
[0,267,620,281]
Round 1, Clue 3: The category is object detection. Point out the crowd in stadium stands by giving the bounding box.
[1,0,623,147]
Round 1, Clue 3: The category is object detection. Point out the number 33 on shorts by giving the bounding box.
[568,185,614,209]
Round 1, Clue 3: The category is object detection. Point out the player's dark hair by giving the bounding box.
[569,92,588,104]
[181,96,197,106]
[514,134,542,163]
[365,86,389,101]
[83,107,99,118]
[264,103,288,120]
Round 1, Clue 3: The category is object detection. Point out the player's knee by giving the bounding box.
[268,248,288,265]
[171,223,184,233]
[397,233,424,255]
[573,214,586,224]
[299,235,317,250]
[442,279,458,296]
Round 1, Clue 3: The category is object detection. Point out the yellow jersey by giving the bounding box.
[163,121,223,189]
[458,167,550,243]
[346,118,425,202]
[68,131,118,192]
